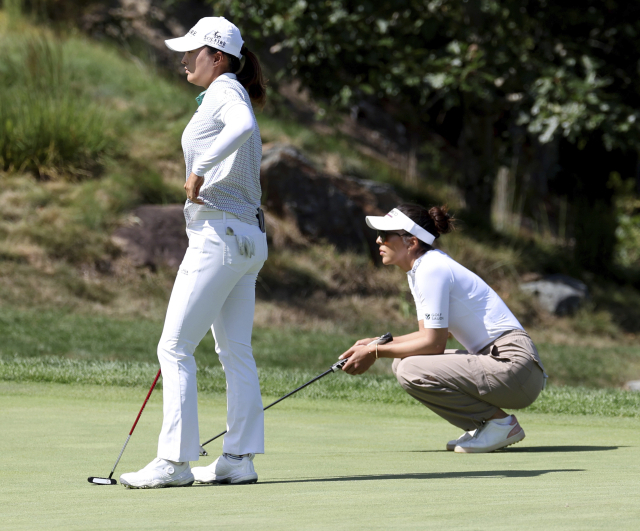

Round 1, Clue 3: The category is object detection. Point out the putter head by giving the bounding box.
[88,477,117,485]
[199,446,208,457]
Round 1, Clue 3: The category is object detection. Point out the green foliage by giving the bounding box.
[0,37,117,176]
[0,23,195,178]
[213,0,640,269]
[609,172,640,268]
[213,0,640,151]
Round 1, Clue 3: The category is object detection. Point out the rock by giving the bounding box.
[625,381,640,392]
[113,145,403,269]
[519,274,589,316]
[113,204,187,270]
[260,144,401,261]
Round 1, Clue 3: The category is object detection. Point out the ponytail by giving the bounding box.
[397,203,456,253]
[236,46,267,108]
[206,45,267,108]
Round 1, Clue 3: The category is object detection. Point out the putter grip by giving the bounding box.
[332,332,393,371]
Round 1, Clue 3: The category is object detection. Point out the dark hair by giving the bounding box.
[396,203,456,254]
[206,45,267,108]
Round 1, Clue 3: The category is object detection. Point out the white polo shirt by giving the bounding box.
[181,73,262,226]
[407,250,523,353]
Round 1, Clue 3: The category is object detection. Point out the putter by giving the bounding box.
[199,332,393,456]
[88,368,162,485]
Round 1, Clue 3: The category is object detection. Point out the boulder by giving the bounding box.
[625,381,640,392]
[260,144,401,261]
[624,380,640,392]
[113,204,187,270]
[519,274,589,316]
[112,145,402,269]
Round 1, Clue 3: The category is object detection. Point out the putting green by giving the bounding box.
[1,382,639,530]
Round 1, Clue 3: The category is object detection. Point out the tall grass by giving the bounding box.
[0,37,116,176]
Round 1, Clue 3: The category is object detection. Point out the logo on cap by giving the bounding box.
[204,30,226,48]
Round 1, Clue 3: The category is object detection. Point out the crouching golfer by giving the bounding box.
[120,17,268,488]
[340,204,547,453]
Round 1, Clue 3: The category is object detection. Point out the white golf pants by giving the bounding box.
[156,215,267,462]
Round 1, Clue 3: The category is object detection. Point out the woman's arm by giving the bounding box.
[185,103,255,203]
[192,103,255,175]
[340,322,449,375]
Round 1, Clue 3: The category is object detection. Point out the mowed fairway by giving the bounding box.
[1,382,639,530]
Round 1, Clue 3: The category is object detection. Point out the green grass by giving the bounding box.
[0,24,195,176]
[2,356,640,418]
[2,305,640,388]
[2,381,640,530]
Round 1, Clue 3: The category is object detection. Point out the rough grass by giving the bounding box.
[1,356,640,418]
[1,303,640,387]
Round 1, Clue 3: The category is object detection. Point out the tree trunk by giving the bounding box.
[457,109,499,227]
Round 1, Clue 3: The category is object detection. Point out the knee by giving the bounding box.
[391,358,402,376]
[157,336,195,362]
[394,358,439,392]
[393,358,417,390]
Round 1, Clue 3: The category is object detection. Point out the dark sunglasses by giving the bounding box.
[376,230,406,242]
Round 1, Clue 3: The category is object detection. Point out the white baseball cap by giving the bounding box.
[165,17,244,58]
[365,208,436,245]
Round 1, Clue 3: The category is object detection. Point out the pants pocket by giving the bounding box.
[179,232,206,275]
[468,355,491,396]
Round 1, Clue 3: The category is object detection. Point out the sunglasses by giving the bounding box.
[376,230,406,242]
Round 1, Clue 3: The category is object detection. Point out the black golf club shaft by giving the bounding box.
[199,333,392,454]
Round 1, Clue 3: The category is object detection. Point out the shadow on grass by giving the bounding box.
[502,445,624,453]
[252,469,584,485]
[407,445,622,454]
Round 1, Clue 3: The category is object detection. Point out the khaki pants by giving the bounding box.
[392,330,545,431]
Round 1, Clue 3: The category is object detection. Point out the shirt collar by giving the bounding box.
[407,252,427,279]
[195,74,239,106]
[215,72,237,82]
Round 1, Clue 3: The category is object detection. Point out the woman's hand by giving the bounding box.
[354,337,376,347]
[339,344,376,375]
[185,172,205,204]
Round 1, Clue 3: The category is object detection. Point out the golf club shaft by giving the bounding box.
[107,368,161,479]
[199,333,393,452]
[199,368,335,449]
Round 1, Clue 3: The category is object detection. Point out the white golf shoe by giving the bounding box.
[446,429,477,451]
[192,453,258,485]
[119,458,194,489]
[454,415,525,453]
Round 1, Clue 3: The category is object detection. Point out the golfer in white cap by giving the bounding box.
[120,17,268,488]
[339,204,547,453]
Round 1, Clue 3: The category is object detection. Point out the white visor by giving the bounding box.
[365,208,436,245]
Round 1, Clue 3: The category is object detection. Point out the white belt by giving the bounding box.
[192,209,239,221]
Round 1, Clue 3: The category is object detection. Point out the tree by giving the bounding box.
[211,0,640,270]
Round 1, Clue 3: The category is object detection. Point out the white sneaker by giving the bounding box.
[192,453,258,485]
[454,416,525,453]
[446,430,476,451]
[119,458,194,489]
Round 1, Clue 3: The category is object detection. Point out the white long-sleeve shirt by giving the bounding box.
[181,73,262,226]
[408,250,523,353]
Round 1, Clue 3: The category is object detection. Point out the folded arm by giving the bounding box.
[185,103,255,203]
